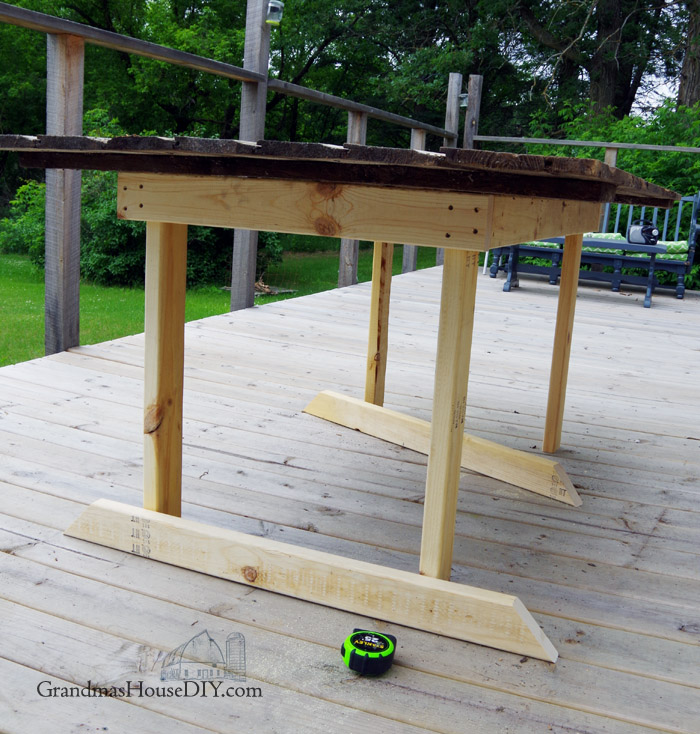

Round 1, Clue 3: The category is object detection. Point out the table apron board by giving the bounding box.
[116,172,602,251]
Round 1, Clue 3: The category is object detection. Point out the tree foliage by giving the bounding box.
[528,99,700,196]
[1,0,700,287]
[498,0,686,119]
[0,109,281,286]
[3,0,699,141]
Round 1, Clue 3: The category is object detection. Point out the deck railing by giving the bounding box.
[0,1,472,354]
[5,1,696,357]
[474,135,700,169]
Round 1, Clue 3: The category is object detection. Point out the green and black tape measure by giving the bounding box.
[341,629,397,675]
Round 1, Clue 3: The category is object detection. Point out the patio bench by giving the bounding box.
[488,192,699,307]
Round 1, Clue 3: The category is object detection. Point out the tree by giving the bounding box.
[679,0,700,106]
[504,0,685,118]
[0,18,46,208]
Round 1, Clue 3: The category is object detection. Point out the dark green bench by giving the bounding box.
[488,193,699,307]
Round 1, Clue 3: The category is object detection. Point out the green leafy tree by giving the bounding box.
[496,0,686,119]
[529,99,700,195]
[2,0,700,291]
[679,0,700,106]
[0,107,280,286]
[0,18,46,208]
[0,179,46,255]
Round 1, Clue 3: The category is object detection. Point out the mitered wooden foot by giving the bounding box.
[304,391,581,507]
[66,499,558,662]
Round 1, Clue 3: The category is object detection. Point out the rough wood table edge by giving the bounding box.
[0,134,679,206]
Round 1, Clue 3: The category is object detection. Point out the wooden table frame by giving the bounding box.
[62,169,617,665]
[0,134,675,662]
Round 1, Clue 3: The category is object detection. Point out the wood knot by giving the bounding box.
[316,182,341,198]
[242,566,258,583]
[314,216,339,236]
[144,404,163,434]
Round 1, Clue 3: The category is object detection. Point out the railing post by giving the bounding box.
[338,110,368,287]
[436,72,463,266]
[460,74,488,273]
[230,0,270,311]
[604,146,619,167]
[443,72,462,148]
[402,127,427,273]
[44,33,84,355]
[463,74,483,150]
[599,147,619,230]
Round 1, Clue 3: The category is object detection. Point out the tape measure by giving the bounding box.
[341,629,396,675]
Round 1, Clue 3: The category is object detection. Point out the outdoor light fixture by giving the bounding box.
[266,0,284,25]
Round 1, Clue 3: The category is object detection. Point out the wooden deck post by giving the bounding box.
[338,110,368,288]
[436,73,463,267]
[443,72,463,148]
[143,222,188,516]
[462,74,483,150]
[420,248,479,580]
[543,233,583,454]
[44,33,84,355]
[230,0,270,311]
[599,148,620,229]
[460,74,490,273]
[402,128,427,274]
[604,146,619,167]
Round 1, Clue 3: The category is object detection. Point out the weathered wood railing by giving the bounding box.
[474,134,700,169]
[0,1,474,354]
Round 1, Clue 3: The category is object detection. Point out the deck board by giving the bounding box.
[1,267,699,733]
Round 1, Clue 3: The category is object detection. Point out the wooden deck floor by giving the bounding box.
[1,267,699,733]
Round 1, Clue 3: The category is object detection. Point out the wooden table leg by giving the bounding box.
[365,242,394,406]
[307,235,581,505]
[143,221,188,516]
[543,233,583,454]
[67,208,559,662]
[420,249,479,580]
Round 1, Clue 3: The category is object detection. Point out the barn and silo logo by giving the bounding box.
[160,630,246,682]
[35,630,262,699]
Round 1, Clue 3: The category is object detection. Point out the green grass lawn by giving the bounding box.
[1,246,440,367]
[0,255,233,367]
[1,255,51,366]
[257,244,439,303]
